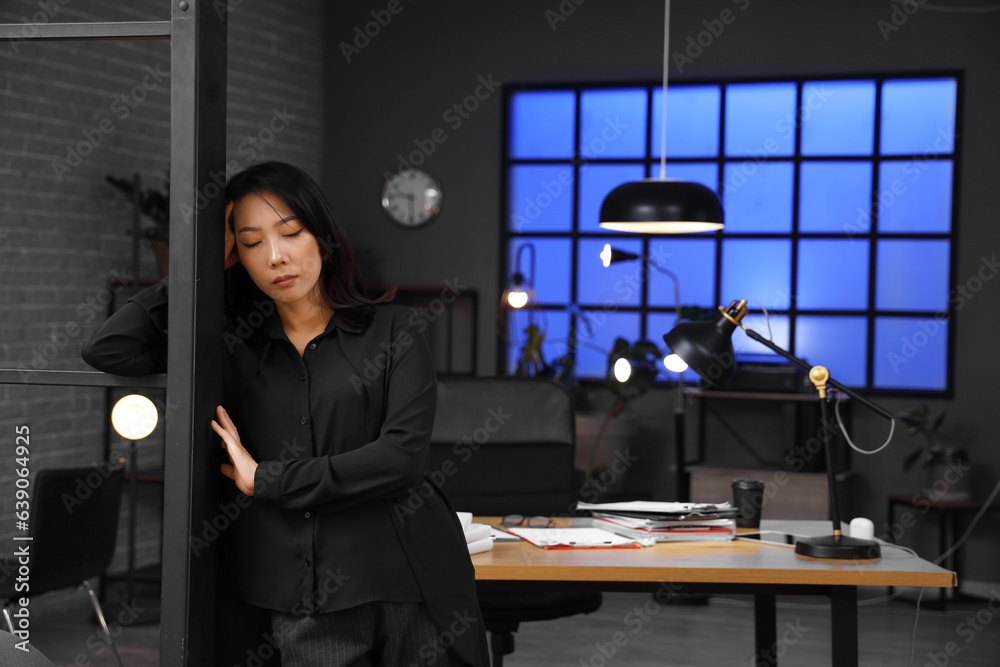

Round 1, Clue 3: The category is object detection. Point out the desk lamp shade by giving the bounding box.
[662,302,743,387]
[599,180,724,234]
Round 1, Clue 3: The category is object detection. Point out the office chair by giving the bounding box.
[0,631,56,667]
[428,376,603,666]
[0,466,126,667]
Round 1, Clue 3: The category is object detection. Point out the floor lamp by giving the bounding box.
[664,299,892,560]
[602,244,691,500]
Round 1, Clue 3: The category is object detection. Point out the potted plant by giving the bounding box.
[899,405,970,500]
[106,173,170,277]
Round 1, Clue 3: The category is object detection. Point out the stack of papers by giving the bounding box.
[576,501,737,543]
[506,526,642,549]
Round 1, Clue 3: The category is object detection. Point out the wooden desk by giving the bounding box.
[472,519,955,666]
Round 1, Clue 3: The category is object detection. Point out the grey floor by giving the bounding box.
[21,587,1000,666]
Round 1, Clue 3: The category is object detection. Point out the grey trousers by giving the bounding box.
[271,601,465,667]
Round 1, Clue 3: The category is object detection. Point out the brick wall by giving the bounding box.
[0,0,324,613]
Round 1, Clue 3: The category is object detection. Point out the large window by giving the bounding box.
[502,75,960,394]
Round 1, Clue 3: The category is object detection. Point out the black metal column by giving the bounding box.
[753,593,777,666]
[161,1,227,664]
[830,586,859,667]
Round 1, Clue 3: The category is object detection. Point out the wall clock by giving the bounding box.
[381,168,443,228]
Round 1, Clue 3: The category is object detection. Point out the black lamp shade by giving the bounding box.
[663,313,739,387]
[599,179,725,234]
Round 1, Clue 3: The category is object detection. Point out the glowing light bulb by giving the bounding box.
[663,353,688,373]
[111,394,158,440]
[507,290,528,309]
[600,243,612,268]
[613,357,632,383]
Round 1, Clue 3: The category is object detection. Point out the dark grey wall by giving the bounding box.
[323,1,1000,584]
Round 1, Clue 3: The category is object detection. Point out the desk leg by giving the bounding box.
[831,586,858,667]
[753,593,777,666]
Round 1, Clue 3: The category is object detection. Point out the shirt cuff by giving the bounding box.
[253,460,284,502]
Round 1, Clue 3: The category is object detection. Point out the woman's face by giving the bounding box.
[231,190,326,309]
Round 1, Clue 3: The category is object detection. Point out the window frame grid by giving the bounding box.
[500,72,961,397]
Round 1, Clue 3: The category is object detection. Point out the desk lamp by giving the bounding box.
[664,299,892,560]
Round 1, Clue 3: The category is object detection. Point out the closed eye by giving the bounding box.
[241,230,302,249]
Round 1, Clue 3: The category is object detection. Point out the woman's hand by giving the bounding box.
[224,200,239,269]
[212,405,258,495]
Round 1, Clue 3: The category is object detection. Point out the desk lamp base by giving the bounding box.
[795,533,881,560]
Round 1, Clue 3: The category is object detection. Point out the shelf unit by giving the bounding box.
[0,4,228,664]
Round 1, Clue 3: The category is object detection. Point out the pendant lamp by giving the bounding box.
[599,0,724,234]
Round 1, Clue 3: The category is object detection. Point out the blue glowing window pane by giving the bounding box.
[508,165,574,233]
[799,162,873,234]
[874,316,947,390]
[795,316,868,388]
[653,85,721,158]
[880,78,957,156]
[661,163,719,194]
[722,161,793,232]
[580,88,647,159]
[724,83,797,158]
[505,309,570,375]
[800,80,875,156]
[577,238,643,307]
[578,164,646,233]
[797,240,869,310]
[733,314,790,359]
[648,311,702,384]
[575,311,642,379]
[875,240,950,312]
[648,238,717,309]
[877,160,953,233]
[509,237,572,305]
[509,90,576,159]
[721,239,791,308]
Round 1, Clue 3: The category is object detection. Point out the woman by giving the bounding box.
[82,161,488,666]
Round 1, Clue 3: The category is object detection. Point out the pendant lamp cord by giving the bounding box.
[659,0,670,180]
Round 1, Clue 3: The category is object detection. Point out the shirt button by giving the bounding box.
[304,558,311,567]
[299,416,308,425]
[308,343,317,351]
[304,512,311,519]
[299,374,307,382]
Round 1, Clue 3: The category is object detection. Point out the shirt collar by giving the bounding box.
[264,307,363,340]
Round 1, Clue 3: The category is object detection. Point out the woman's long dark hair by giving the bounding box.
[225,161,395,327]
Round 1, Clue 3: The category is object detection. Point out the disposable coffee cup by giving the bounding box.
[731,478,765,529]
